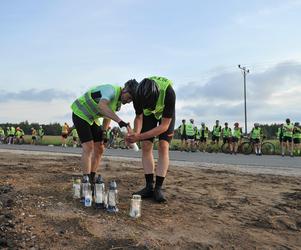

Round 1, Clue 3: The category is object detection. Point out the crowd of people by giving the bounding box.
[177,118,301,157]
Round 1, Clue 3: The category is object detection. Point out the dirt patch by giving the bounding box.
[0,151,301,249]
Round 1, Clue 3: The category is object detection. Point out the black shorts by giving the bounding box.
[293,138,301,144]
[223,137,231,144]
[232,137,239,143]
[211,135,220,142]
[200,137,207,142]
[61,133,68,139]
[187,135,195,140]
[72,113,103,143]
[141,113,175,143]
[251,138,260,144]
[180,135,187,141]
[32,136,36,140]
[283,136,292,143]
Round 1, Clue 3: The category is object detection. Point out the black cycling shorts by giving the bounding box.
[232,137,239,143]
[200,137,207,142]
[211,135,220,142]
[251,138,260,144]
[187,135,195,140]
[293,138,301,144]
[72,113,103,143]
[141,113,175,143]
[223,137,232,144]
[283,136,292,143]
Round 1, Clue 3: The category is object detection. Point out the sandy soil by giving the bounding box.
[0,151,301,249]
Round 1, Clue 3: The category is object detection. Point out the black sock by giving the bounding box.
[155,176,165,188]
[145,174,154,186]
[89,172,96,183]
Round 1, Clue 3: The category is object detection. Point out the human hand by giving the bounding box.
[126,133,139,143]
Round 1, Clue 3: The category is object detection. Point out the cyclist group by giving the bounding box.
[178,118,301,156]
[0,126,26,145]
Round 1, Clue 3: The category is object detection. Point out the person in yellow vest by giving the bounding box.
[61,122,70,147]
[15,127,25,144]
[9,126,16,144]
[31,128,37,145]
[199,122,209,152]
[222,122,232,152]
[0,126,5,144]
[126,76,176,203]
[232,122,243,154]
[293,122,301,156]
[282,118,294,157]
[186,118,196,152]
[71,80,138,188]
[277,124,284,145]
[250,123,263,156]
[178,119,187,151]
[71,127,79,148]
[212,120,221,145]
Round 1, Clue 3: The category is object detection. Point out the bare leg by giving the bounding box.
[81,141,94,175]
[157,140,170,177]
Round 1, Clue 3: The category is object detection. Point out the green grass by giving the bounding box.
[20,136,300,156]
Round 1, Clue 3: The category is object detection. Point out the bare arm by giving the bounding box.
[138,117,172,141]
[134,114,143,134]
[98,100,122,123]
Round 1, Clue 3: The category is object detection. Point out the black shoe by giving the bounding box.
[153,187,167,203]
[133,186,154,198]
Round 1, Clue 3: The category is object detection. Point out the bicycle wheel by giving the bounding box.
[119,139,127,149]
[240,142,253,155]
[221,143,231,154]
[261,142,275,155]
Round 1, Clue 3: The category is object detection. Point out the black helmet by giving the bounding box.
[182,119,186,123]
[286,118,290,124]
[136,78,159,109]
[124,79,138,99]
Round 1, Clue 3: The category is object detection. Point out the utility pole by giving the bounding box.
[238,65,250,135]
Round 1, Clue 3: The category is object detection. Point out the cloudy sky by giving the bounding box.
[1,0,301,131]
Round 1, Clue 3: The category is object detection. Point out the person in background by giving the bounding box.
[61,122,70,147]
[178,119,187,151]
[199,122,209,152]
[15,127,25,144]
[222,122,232,152]
[250,123,263,156]
[186,118,196,152]
[38,126,45,144]
[71,127,79,148]
[293,122,301,156]
[277,124,284,149]
[31,128,37,145]
[212,120,221,146]
[0,127,5,144]
[282,118,294,157]
[232,122,243,155]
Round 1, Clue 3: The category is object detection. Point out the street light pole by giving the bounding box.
[238,65,250,135]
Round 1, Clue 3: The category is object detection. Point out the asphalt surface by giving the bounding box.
[0,144,300,175]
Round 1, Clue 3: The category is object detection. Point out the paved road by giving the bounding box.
[0,143,300,171]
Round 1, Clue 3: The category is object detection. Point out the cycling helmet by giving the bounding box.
[201,122,205,126]
[190,118,194,123]
[254,123,259,127]
[216,120,219,123]
[286,118,290,124]
[124,79,138,99]
[182,119,186,123]
[295,122,300,126]
[136,78,159,109]
[225,122,228,126]
[234,122,239,126]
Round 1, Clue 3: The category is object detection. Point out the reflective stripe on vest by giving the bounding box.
[283,123,294,137]
[223,128,232,137]
[251,128,261,139]
[71,85,121,125]
[143,76,172,120]
[293,127,301,139]
[233,128,242,138]
[213,126,221,137]
[200,127,209,138]
[186,123,195,136]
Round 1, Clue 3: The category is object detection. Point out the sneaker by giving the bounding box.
[133,185,154,198]
[258,153,262,156]
[153,187,167,203]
